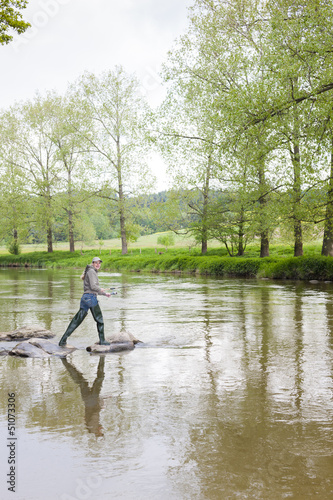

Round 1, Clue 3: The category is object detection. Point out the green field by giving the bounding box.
[0,232,221,255]
[0,231,323,258]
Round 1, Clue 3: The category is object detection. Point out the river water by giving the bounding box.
[0,268,332,500]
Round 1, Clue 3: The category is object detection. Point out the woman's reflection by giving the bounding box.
[61,356,106,438]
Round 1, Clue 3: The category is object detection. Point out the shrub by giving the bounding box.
[7,240,21,255]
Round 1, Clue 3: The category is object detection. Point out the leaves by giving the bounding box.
[0,0,30,45]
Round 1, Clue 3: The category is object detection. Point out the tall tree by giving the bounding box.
[155,88,221,254]
[162,0,333,255]
[71,67,153,255]
[0,155,31,252]
[0,97,62,252]
[44,92,97,252]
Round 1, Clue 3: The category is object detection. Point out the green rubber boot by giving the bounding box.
[59,309,88,346]
[91,304,110,345]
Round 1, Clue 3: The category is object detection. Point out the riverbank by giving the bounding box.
[1,248,333,280]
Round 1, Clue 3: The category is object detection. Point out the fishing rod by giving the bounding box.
[109,285,139,292]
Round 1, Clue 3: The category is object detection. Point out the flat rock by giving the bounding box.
[86,342,135,353]
[29,338,77,357]
[9,341,49,358]
[0,325,55,341]
[8,338,77,358]
[86,331,141,354]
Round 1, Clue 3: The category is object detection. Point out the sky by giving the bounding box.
[0,0,193,190]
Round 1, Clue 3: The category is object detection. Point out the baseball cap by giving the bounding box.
[92,257,103,263]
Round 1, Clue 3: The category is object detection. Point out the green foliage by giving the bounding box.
[7,239,21,255]
[0,0,30,45]
[260,257,333,280]
[159,0,333,258]
[124,222,141,244]
[3,2,333,257]
[157,232,175,249]
[71,66,153,254]
[2,245,333,281]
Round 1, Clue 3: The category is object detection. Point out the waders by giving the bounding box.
[59,304,110,346]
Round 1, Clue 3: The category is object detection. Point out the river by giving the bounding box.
[0,268,332,499]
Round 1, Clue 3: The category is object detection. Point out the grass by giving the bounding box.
[0,234,331,280]
[0,232,323,258]
[0,232,219,255]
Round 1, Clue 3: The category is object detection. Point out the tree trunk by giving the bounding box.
[67,167,75,253]
[293,142,303,256]
[201,237,208,254]
[119,205,127,255]
[322,136,333,256]
[237,210,245,256]
[68,210,75,252]
[258,160,269,257]
[291,99,303,257]
[294,219,303,257]
[260,232,270,258]
[46,192,53,253]
[201,154,212,255]
[237,232,245,256]
[47,224,53,253]
[117,139,128,255]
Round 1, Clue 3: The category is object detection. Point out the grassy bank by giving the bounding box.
[1,246,333,280]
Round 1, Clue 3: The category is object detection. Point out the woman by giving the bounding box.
[59,257,111,346]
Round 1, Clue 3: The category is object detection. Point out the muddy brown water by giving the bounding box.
[0,268,332,499]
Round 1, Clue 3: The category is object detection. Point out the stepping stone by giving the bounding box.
[8,338,76,358]
[0,325,55,341]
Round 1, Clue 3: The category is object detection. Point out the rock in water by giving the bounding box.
[9,341,50,358]
[0,325,55,341]
[28,339,76,357]
[86,331,141,353]
[108,331,141,344]
[86,342,134,353]
[8,338,76,358]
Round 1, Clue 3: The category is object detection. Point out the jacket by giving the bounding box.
[83,265,105,296]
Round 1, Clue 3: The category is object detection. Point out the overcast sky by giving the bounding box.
[1,0,192,189]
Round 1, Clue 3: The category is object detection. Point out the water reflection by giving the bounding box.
[0,270,332,499]
[61,356,106,438]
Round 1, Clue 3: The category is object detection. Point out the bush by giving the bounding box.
[7,240,21,255]
[2,248,333,281]
[157,233,175,250]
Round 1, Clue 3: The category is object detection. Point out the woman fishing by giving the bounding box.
[59,257,111,346]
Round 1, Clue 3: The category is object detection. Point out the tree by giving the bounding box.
[45,91,98,252]
[0,96,63,252]
[208,191,255,257]
[0,157,32,251]
[260,0,333,255]
[157,232,175,250]
[0,0,30,45]
[321,134,333,256]
[70,66,154,255]
[154,68,223,254]
[161,0,333,256]
[158,0,282,256]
